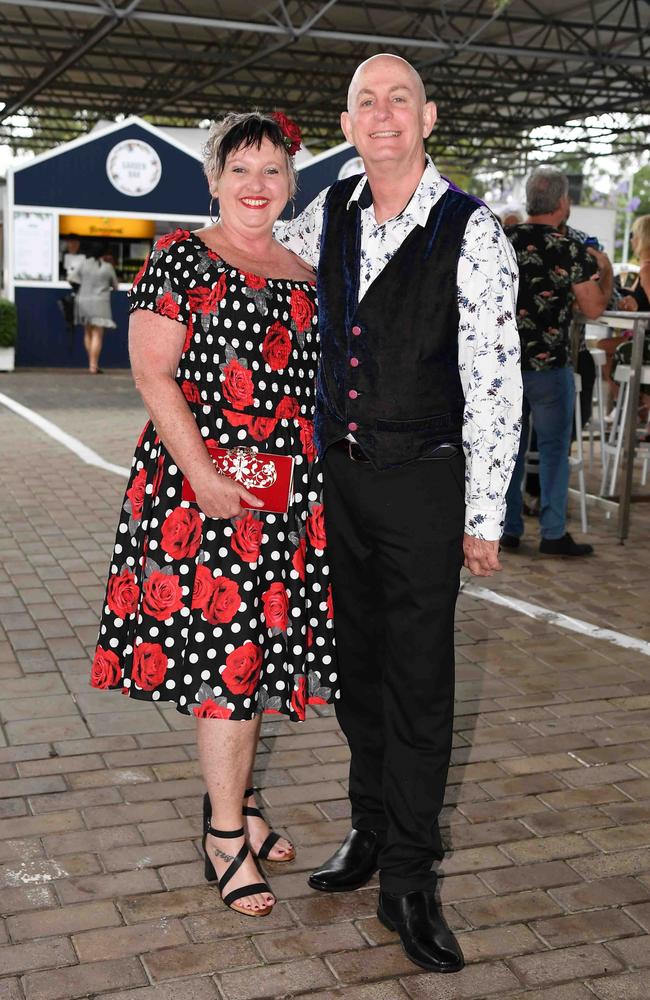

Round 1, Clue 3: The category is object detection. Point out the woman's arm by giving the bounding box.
[129,310,262,519]
[636,261,650,304]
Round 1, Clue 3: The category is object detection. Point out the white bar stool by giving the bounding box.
[600,364,650,496]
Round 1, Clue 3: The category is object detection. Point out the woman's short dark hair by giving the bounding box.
[202,111,297,198]
[86,240,107,259]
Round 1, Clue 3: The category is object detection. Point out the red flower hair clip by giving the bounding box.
[271,111,302,157]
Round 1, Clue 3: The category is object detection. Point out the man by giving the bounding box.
[279,54,522,974]
[502,166,612,556]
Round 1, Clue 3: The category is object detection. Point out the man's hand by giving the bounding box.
[463,534,502,577]
[587,246,613,274]
[586,247,614,305]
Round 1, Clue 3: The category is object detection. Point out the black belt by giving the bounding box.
[331,439,459,463]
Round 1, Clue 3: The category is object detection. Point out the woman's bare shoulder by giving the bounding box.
[276,244,316,282]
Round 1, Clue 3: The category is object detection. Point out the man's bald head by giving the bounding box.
[340,52,436,174]
[347,54,427,112]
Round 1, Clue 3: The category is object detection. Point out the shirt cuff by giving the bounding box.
[464,503,505,541]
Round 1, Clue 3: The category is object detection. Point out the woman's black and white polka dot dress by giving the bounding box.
[91,229,338,720]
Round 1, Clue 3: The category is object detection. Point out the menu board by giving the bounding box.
[14,211,55,281]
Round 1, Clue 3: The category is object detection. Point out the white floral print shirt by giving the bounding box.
[278,156,522,540]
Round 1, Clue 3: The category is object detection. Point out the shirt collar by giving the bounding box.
[346,154,443,228]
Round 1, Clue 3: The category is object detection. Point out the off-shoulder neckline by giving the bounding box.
[188,231,316,288]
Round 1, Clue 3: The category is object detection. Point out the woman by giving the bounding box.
[614,215,650,428]
[90,112,338,917]
[73,244,119,373]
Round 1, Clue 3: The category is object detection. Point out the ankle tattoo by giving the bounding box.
[210,845,235,863]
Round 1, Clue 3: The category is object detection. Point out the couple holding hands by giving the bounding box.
[91,53,522,974]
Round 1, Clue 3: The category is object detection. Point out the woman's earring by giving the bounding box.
[288,199,296,222]
[209,197,219,224]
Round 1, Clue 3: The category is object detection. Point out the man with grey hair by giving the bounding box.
[526,165,570,215]
[279,52,522,973]
[502,165,613,555]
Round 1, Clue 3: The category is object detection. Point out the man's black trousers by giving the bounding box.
[322,443,465,894]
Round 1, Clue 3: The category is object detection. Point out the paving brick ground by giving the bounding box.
[1,369,650,1000]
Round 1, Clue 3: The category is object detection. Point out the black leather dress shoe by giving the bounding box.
[308,829,380,892]
[377,889,464,973]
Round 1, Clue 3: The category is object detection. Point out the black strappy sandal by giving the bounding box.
[243,786,296,863]
[202,790,296,863]
[202,818,274,917]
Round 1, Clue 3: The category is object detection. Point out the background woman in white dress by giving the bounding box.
[73,244,118,373]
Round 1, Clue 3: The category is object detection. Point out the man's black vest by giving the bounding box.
[315,175,481,470]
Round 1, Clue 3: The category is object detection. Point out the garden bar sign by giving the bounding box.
[106,139,162,197]
[59,215,156,239]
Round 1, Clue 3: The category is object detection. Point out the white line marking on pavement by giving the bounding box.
[0,391,130,478]
[4,390,648,658]
[461,580,650,657]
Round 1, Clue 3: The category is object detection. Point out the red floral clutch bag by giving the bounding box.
[181,444,294,514]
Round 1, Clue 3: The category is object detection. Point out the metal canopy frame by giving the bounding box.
[1,0,648,163]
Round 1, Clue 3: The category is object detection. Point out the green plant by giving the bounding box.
[0,298,17,348]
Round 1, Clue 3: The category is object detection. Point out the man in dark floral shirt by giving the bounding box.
[503,165,612,556]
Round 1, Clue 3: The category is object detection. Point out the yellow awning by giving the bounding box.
[59,215,156,238]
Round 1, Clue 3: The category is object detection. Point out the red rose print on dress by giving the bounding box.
[188,273,227,315]
[298,417,316,461]
[243,273,267,290]
[152,455,165,498]
[136,421,151,448]
[191,564,214,612]
[132,642,169,690]
[202,576,241,625]
[290,288,315,344]
[131,255,149,290]
[306,502,327,550]
[142,571,185,621]
[292,536,306,581]
[91,646,121,689]
[308,669,331,706]
[181,381,201,403]
[126,468,147,522]
[221,358,255,411]
[231,512,263,564]
[222,410,277,441]
[242,273,272,314]
[182,314,195,354]
[155,228,190,250]
[291,675,307,720]
[160,506,203,560]
[222,642,263,697]
[275,396,299,420]
[262,581,289,633]
[326,583,334,620]
[261,321,292,371]
[106,568,140,618]
[156,292,180,319]
[193,698,233,719]
[250,417,279,440]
